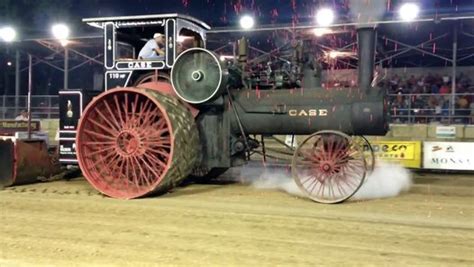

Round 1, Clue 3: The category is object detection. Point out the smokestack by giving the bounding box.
[348,0,386,90]
[357,27,376,90]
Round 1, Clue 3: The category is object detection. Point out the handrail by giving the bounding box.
[1,93,473,124]
[387,93,473,124]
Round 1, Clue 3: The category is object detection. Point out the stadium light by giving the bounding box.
[0,26,17,42]
[316,8,335,27]
[59,40,70,46]
[52,23,70,46]
[240,15,255,30]
[399,3,419,22]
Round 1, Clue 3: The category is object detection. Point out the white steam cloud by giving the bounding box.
[238,161,412,202]
[351,161,412,200]
[349,0,387,25]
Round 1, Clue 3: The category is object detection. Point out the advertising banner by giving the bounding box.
[366,140,422,168]
[423,142,474,170]
[0,120,40,135]
[436,126,456,139]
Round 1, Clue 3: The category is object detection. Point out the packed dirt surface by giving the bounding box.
[1,169,473,266]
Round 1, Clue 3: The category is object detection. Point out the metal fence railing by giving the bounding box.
[0,95,59,119]
[388,93,474,124]
[1,93,473,124]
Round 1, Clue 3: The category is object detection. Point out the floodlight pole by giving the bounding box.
[14,49,20,115]
[27,54,32,139]
[64,47,69,90]
[451,25,457,118]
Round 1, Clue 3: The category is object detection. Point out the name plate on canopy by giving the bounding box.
[115,61,165,70]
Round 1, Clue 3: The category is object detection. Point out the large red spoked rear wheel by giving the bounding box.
[76,87,199,199]
[292,130,366,204]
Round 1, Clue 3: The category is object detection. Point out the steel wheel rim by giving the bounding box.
[76,88,174,199]
[292,130,367,204]
[353,136,375,174]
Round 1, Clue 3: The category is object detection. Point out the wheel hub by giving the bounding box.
[116,130,142,156]
[319,161,340,174]
[321,162,332,172]
[191,70,203,81]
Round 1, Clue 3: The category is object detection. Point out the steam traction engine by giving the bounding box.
[66,14,387,203]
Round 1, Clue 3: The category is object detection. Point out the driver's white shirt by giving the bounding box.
[138,39,160,59]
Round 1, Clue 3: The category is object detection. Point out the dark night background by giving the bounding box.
[1,0,474,95]
[2,0,474,33]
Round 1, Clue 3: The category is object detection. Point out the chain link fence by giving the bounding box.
[0,95,59,119]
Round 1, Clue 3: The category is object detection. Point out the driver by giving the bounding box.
[138,33,165,60]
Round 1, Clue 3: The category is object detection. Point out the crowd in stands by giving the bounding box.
[380,72,473,124]
[322,72,473,124]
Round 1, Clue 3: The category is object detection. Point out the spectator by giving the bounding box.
[431,83,440,94]
[457,97,470,124]
[441,96,450,117]
[392,92,409,122]
[439,83,451,94]
[15,110,29,121]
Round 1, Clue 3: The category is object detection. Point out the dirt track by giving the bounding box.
[1,170,473,266]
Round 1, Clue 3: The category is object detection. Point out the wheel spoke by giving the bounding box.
[334,175,348,198]
[95,108,120,132]
[83,141,116,146]
[308,174,322,195]
[86,145,116,158]
[301,175,315,185]
[137,99,152,123]
[138,155,163,183]
[87,117,119,136]
[128,157,140,188]
[143,152,168,169]
[84,129,116,141]
[124,93,129,123]
[103,100,123,131]
[132,93,139,115]
[147,147,171,159]
[114,95,125,125]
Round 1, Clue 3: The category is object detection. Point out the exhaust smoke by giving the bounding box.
[349,0,387,25]
[238,161,412,202]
